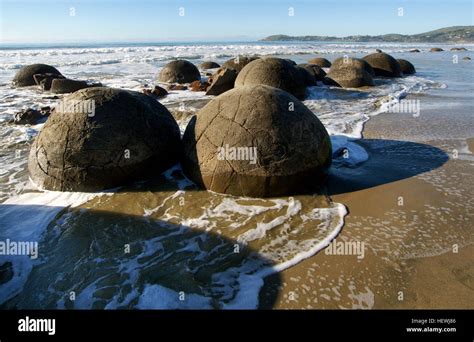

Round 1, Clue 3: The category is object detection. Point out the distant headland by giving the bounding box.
[260,26,474,43]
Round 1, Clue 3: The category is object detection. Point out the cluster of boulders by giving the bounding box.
[13,51,425,196]
[12,63,101,93]
[18,58,333,196]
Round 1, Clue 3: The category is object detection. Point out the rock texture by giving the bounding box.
[235,58,307,99]
[323,66,374,88]
[222,56,259,73]
[308,57,332,68]
[331,57,375,76]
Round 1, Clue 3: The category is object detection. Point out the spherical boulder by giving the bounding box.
[331,57,375,76]
[308,58,331,68]
[235,58,307,99]
[362,52,402,77]
[200,61,220,69]
[397,59,416,75]
[182,85,332,197]
[430,47,444,52]
[222,56,259,73]
[297,64,326,82]
[158,60,201,84]
[28,87,181,191]
[323,66,374,88]
[12,64,62,87]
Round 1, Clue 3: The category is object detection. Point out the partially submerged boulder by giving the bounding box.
[12,64,63,87]
[430,47,444,52]
[200,61,220,69]
[323,66,374,88]
[235,57,307,99]
[182,85,332,197]
[50,78,99,94]
[158,60,201,84]
[297,63,326,82]
[331,57,375,76]
[28,87,181,191]
[13,107,50,125]
[397,59,416,75]
[222,56,259,73]
[308,58,331,68]
[362,52,402,77]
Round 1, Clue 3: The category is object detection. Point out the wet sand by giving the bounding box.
[260,98,474,309]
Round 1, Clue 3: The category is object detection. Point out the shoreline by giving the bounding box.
[260,98,474,309]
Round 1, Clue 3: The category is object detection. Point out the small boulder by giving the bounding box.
[205,67,238,96]
[409,49,421,53]
[13,108,47,125]
[362,52,402,77]
[451,47,467,51]
[463,56,471,61]
[235,57,307,99]
[297,64,326,82]
[430,47,444,52]
[222,56,259,73]
[323,66,374,88]
[308,58,331,68]
[158,60,201,84]
[182,85,332,197]
[33,73,66,91]
[200,61,220,69]
[12,64,62,87]
[50,79,99,94]
[28,87,181,191]
[397,59,416,75]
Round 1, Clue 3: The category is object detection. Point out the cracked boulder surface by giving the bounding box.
[362,52,402,77]
[28,87,182,191]
[235,58,307,100]
[158,60,201,84]
[12,64,63,87]
[182,85,332,197]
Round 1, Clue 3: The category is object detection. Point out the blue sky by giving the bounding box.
[0,0,472,43]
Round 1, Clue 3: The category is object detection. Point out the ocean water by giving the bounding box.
[0,41,472,309]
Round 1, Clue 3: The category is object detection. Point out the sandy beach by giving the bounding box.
[260,95,474,309]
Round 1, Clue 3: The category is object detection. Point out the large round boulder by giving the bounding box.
[28,87,181,191]
[397,59,416,75]
[12,64,62,87]
[235,58,307,99]
[182,85,332,197]
[222,56,259,73]
[158,60,201,84]
[308,58,331,68]
[362,52,402,77]
[331,57,375,76]
[323,66,374,88]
